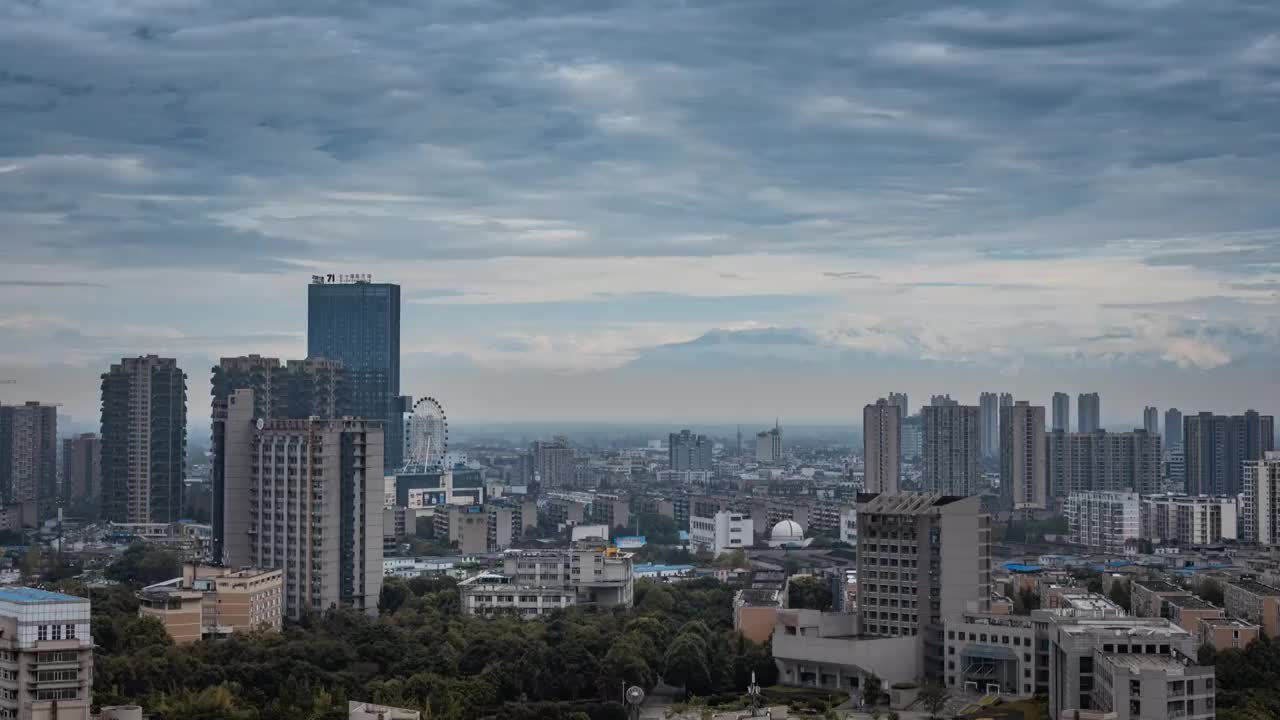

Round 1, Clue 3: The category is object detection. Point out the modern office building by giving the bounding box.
[689,509,753,556]
[1077,393,1101,433]
[756,424,783,463]
[668,429,713,472]
[137,565,284,643]
[1063,491,1141,555]
[60,433,101,511]
[210,355,350,563]
[980,392,1000,458]
[943,612,1038,697]
[219,390,383,619]
[433,504,489,553]
[921,403,980,496]
[1241,451,1280,546]
[529,437,574,487]
[1143,406,1159,437]
[1184,410,1275,496]
[855,493,991,680]
[1045,430,1162,502]
[1052,392,1070,433]
[458,547,634,617]
[100,355,187,525]
[863,399,901,494]
[1001,401,1047,510]
[0,587,95,719]
[1223,580,1280,640]
[307,275,405,471]
[1163,408,1182,452]
[0,401,58,520]
[1141,495,1238,546]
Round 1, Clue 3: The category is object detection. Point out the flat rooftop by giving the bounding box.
[1228,580,1280,596]
[1165,595,1218,610]
[1134,580,1187,594]
[1058,618,1190,638]
[1099,653,1197,675]
[736,589,782,607]
[0,587,86,604]
[1199,617,1257,629]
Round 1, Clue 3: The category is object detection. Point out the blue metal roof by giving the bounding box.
[634,564,694,574]
[1002,563,1043,573]
[0,587,85,604]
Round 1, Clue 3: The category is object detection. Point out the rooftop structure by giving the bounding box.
[458,546,634,618]
[0,586,94,719]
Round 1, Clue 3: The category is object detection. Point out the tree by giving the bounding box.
[862,673,883,708]
[104,543,181,586]
[664,634,712,696]
[787,576,834,611]
[154,684,257,720]
[1108,578,1131,611]
[1014,588,1041,614]
[918,683,948,719]
[1195,578,1224,606]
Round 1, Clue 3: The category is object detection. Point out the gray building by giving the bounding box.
[888,392,909,418]
[980,392,999,459]
[0,401,58,520]
[100,356,187,524]
[1052,392,1070,433]
[921,403,981,496]
[1078,393,1101,433]
[530,437,574,487]
[61,433,101,511]
[944,612,1038,698]
[220,390,383,619]
[1184,410,1275,496]
[1001,401,1047,510]
[668,429,713,472]
[901,414,923,463]
[307,275,406,471]
[863,398,902,494]
[1143,406,1159,437]
[855,493,991,681]
[1046,430,1162,500]
[459,547,634,617]
[1163,408,1182,452]
[211,355,350,562]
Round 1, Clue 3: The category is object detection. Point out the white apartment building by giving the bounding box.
[1241,452,1280,545]
[1141,494,1238,546]
[689,510,753,556]
[839,506,856,545]
[1064,491,1141,555]
[0,588,94,720]
[458,547,634,618]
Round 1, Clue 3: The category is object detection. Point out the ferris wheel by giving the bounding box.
[403,396,448,473]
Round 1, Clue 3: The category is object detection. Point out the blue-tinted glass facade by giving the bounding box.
[307,281,403,470]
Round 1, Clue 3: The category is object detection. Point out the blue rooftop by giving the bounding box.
[0,587,85,604]
[634,564,694,574]
[1003,563,1043,573]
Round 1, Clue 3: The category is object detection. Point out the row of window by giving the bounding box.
[35,625,77,642]
[948,630,1033,647]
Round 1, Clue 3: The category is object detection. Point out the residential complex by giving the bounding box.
[920,402,980,496]
[1063,491,1141,555]
[1183,410,1274,496]
[1141,495,1238,546]
[60,433,100,511]
[1223,580,1280,638]
[668,430,713,472]
[1001,401,1047,510]
[1045,430,1161,502]
[862,399,901,494]
[0,401,57,520]
[1052,392,1070,433]
[1143,406,1159,437]
[1163,408,1182,452]
[137,565,283,643]
[529,438,574,487]
[458,547,634,617]
[980,392,1000,458]
[756,425,783,463]
[1077,392,1101,433]
[0,587,94,719]
[100,356,187,525]
[307,276,405,472]
[1241,452,1280,545]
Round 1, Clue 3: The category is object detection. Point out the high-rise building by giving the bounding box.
[1045,430,1162,501]
[1077,392,1101,433]
[1184,410,1275,496]
[901,414,923,462]
[1051,392,1070,433]
[929,394,958,407]
[1241,452,1280,546]
[219,390,383,619]
[0,401,58,519]
[1164,408,1183,451]
[921,403,980,496]
[863,399,901,494]
[999,392,1013,409]
[100,356,187,524]
[887,392,909,418]
[0,587,95,718]
[755,424,783,463]
[530,437,574,487]
[1142,495,1238,546]
[855,493,990,680]
[210,356,351,563]
[307,275,405,471]
[1063,490,1140,554]
[61,433,101,511]
[1143,406,1159,436]
[668,429,713,472]
[1001,401,1047,509]
[979,392,999,459]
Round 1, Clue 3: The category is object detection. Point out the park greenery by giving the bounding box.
[1198,636,1280,720]
[80,563,777,720]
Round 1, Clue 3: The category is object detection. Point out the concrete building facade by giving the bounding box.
[1163,408,1182,452]
[1077,393,1101,433]
[1001,401,1047,510]
[458,547,634,617]
[1045,430,1161,502]
[1052,392,1070,433]
[689,509,753,557]
[944,612,1038,698]
[1141,495,1238,546]
[1223,580,1280,639]
[60,433,100,512]
[137,565,283,643]
[0,587,94,720]
[1143,407,1159,437]
[1063,491,1141,555]
[100,356,187,525]
[863,399,901,494]
[668,430,713,472]
[980,392,1000,458]
[921,403,980,496]
[0,402,58,520]
[1241,452,1280,546]
[1184,410,1275,496]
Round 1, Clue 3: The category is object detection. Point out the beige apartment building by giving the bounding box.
[0,587,95,720]
[138,565,283,643]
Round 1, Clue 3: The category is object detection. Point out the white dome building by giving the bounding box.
[768,519,812,548]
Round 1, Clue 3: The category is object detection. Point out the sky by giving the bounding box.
[2,0,1279,432]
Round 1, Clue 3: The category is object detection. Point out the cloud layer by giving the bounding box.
[2,0,1279,423]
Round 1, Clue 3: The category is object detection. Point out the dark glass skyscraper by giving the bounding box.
[307,277,404,471]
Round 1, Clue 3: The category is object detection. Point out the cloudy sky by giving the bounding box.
[2,0,1279,431]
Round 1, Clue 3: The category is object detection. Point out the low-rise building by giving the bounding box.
[735,588,783,644]
[458,547,634,617]
[1197,616,1260,652]
[433,505,489,554]
[943,612,1038,698]
[0,587,95,719]
[1223,580,1280,638]
[1162,595,1223,633]
[689,510,753,557]
[771,609,919,692]
[1130,580,1190,619]
[137,565,283,643]
[1092,652,1214,720]
[349,701,420,719]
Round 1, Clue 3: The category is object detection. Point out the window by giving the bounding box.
[35,688,80,701]
[37,625,48,641]
[50,625,62,641]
